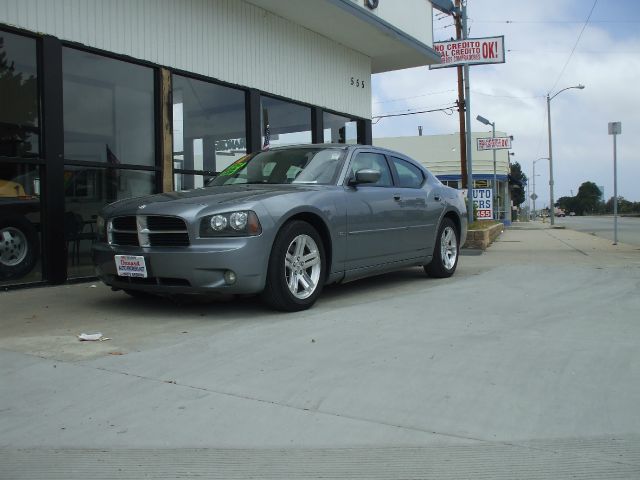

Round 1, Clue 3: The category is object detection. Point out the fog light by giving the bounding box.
[224,270,237,285]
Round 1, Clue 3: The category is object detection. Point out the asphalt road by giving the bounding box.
[1,227,640,479]
[555,214,640,246]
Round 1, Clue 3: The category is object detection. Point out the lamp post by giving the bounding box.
[533,157,548,219]
[476,115,496,220]
[547,84,585,225]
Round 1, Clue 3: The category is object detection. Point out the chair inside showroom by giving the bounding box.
[64,212,95,265]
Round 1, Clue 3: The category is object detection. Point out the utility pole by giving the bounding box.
[462,1,474,225]
[454,0,467,189]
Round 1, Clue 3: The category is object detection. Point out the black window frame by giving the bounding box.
[59,43,162,191]
[170,70,249,189]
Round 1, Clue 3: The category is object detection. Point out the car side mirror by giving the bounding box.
[349,169,381,186]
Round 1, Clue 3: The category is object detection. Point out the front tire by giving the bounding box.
[261,221,326,312]
[424,217,459,278]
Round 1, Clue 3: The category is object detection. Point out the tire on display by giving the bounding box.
[424,217,459,278]
[0,216,39,281]
[262,220,326,312]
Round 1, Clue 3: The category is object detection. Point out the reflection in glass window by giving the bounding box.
[348,153,392,187]
[64,167,155,278]
[172,75,247,181]
[323,112,358,144]
[0,31,39,158]
[391,157,424,188]
[211,148,344,186]
[0,163,42,285]
[174,172,215,192]
[261,96,311,148]
[62,48,155,166]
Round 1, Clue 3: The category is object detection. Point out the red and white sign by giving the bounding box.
[115,255,148,278]
[430,36,505,69]
[476,137,512,151]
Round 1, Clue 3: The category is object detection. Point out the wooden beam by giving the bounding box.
[160,68,173,192]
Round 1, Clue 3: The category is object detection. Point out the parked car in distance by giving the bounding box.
[93,145,467,311]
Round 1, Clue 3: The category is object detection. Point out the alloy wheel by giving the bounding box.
[440,226,457,270]
[284,234,321,300]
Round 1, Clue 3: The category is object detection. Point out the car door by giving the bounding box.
[344,151,406,270]
[388,156,445,256]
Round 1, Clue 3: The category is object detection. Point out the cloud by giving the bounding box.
[373,0,640,202]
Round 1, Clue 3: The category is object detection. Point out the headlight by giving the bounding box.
[200,210,262,237]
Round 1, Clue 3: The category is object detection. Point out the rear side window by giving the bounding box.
[391,157,424,188]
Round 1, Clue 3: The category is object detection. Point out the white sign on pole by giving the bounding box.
[476,137,512,150]
[473,188,493,220]
[430,36,505,69]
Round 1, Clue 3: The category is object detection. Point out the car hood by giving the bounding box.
[102,184,330,216]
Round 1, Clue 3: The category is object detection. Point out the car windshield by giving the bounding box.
[208,148,346,186]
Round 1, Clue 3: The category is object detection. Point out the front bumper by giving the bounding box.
[92,236,271,295]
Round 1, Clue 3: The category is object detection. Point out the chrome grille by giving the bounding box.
[108,215,189,247]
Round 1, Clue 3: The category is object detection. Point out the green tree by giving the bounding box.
[575,181,602,215]
[509,161,527,206]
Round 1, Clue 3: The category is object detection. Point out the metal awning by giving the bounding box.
[246,0,442,73]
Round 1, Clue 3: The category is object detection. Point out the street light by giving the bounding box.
[476,114,497,220]
[533,157,548,218]
[547,84,585,224]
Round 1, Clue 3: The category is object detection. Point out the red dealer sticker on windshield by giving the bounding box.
[115,255,148,278]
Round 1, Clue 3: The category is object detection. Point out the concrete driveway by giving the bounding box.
[1,225,640,479]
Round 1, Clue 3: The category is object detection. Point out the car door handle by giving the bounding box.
[434,195,441,202]
[393,194,401,201]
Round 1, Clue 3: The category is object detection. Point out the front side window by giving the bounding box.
[63,47,155,166]
[0,31,39,158]
[391,157,424,188]
[348,152,392,187]
[210,148,345,186]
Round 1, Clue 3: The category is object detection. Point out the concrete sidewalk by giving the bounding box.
[1,227,639,478]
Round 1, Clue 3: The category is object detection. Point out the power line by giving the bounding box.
[549,0,598,93]
[372,105,456,123]
[471,19,639,24]
[472,90,544,100]
[373,89,456,105]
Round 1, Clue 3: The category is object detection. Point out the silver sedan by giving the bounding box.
[93,145,467,311]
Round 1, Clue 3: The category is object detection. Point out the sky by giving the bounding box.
[371,0,640,205]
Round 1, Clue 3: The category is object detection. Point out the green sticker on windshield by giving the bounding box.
[219,162,246,176]
[219,156,250,176]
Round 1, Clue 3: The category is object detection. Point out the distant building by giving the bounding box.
[374,132,513,219]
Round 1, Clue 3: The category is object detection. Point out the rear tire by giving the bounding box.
[261,221,326,312]
[424,217,459,278]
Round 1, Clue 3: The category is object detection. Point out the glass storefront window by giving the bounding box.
[172,75,247,179]
[0,163,42,285]
[0,31,39,158]
[62,48,155,166]
[64,167,155,278]
[261,96,311,148]
[323,112,358,144]
[174,172,215,192]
